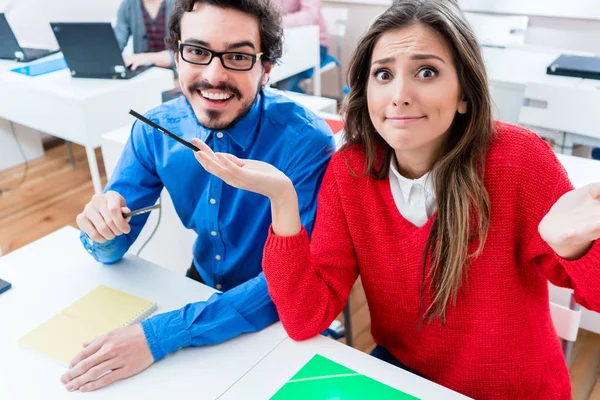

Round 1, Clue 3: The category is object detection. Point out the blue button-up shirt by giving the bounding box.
[81,89,334,361]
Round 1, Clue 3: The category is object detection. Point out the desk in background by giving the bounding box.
[0,54,174,193]
[270,25,321,96]
[0,58,45,171]
[482,46,583,125]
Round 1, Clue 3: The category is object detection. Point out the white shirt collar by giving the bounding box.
[389,154,436,203]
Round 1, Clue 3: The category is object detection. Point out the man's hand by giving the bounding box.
[60,325,154,392]
[76,191,131,243]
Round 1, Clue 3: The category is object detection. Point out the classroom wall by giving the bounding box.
[321,0,600,93]
[0,0,123,48]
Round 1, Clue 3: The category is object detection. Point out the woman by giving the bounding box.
[190,1,600,398]
[114,0,174,70]
[273,0,333,93]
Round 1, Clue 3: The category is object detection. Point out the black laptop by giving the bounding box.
[0,13,59,62]
[50,22,151,79]
[547,54,600,80]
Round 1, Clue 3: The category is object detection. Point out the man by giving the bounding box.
[61,0,334,392]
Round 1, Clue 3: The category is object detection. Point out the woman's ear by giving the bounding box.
[458,96,468,114]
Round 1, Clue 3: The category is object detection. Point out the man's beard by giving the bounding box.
[189,78,263,131]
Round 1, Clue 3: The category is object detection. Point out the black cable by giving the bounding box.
[0,121,29,196]
[136,195,162,256]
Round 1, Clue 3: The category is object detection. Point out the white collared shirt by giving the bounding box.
[388,155,437,227]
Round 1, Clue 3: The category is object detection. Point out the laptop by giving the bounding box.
[0,13,59,62]
[50,22,151,79]
[547,54,600,81]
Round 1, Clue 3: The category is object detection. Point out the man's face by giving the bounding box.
[175,4,272,130]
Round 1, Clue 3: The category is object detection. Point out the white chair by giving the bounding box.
[464,12,528,48]
[519,82,600,155]
[304,7,348,99]
[550,297,582,365]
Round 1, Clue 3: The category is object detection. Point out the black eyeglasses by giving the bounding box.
[178,40,263,71]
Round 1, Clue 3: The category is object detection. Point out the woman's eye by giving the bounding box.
[374,70,392,81]
[416,67,438,79]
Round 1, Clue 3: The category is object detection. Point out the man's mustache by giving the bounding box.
[188,81,242,99]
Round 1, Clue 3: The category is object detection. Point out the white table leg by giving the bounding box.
[85,145,103,194]
[313,64,321,97]
[563,134,574,156]
[562,294,581,365]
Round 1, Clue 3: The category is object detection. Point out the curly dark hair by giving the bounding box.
[166,0,283,65]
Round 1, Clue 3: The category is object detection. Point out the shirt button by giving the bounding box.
[215,254,221,260]
[216,132,224,139]
[209,198,216,205]
[210,231,217,236]
[216,284,223,290]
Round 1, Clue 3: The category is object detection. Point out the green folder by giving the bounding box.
[271,354,420,400]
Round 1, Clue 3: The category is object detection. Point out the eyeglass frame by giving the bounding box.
[177,40,264,71]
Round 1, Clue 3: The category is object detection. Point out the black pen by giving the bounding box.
[129,109,201,152]
[122,204,161,218]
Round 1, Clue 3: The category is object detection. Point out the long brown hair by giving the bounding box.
[342,0,494,323]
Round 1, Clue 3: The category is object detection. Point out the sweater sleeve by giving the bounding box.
[518,135,600,312]
[262,161,359,341]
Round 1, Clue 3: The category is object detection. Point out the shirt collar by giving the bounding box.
[389,154,436,203]
[182,90,263,152]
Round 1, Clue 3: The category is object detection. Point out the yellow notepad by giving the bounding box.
[19,285,157,366]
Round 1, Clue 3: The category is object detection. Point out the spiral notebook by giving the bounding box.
[19,285,157,366]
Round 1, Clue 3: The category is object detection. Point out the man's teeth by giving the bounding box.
[200,91,233,101]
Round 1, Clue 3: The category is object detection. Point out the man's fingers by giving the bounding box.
[65,359,116,392]
[106,197,130,234]
[97,204,122,237]
[76,213,106,243]
[195,150,227,176]
[79,369,127,392]
[68,338,103,369]
[218,153,244,171]
[191,138,217,160]
[222,153,246,167]
[62,344,111,386]
[87,210,116,241]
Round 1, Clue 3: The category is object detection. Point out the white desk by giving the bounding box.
[0,226,288,399]
[482,46,583,125]
[221,335,471,399]
[0,55,174,193]
[270,25,321,96]
[0,226,469,399]
[0,58,45,171]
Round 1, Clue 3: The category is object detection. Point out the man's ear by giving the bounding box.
[261,62,274,86]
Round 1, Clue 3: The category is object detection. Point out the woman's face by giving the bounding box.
[367,23,468,157]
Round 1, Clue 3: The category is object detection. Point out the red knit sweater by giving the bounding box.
[263,122,600,399]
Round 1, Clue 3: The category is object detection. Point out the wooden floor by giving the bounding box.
[2,143,600,399]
